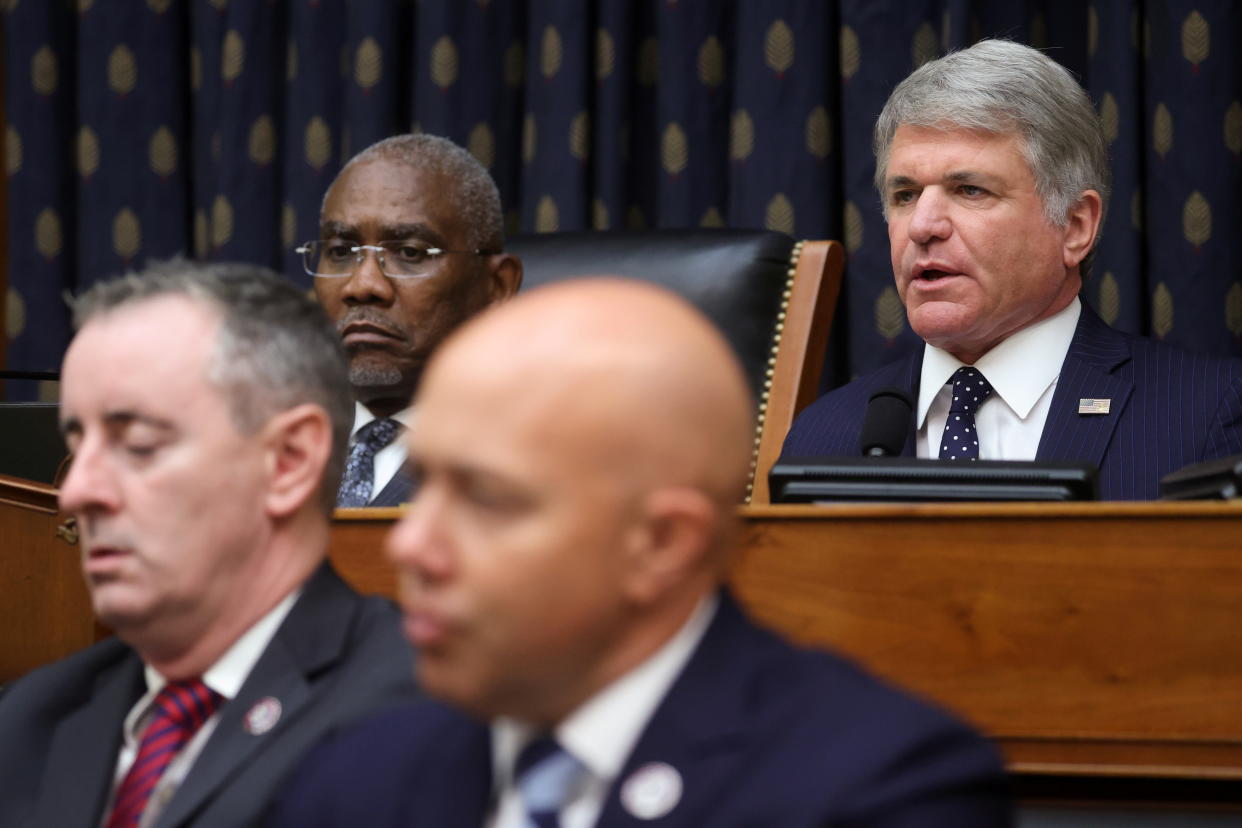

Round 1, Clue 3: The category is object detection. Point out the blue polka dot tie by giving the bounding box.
[515,736,584,828]
[336,417,402,507]
[939,367,992,461]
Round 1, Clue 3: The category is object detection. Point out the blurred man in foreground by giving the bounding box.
[305,133,523,507]
[0,261,416,827]
[274,279,1011,827]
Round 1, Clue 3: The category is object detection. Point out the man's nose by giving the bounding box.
[384,485,456,582]
[906,189,952,245]
[57,441,120,517]
[340,247,396,305]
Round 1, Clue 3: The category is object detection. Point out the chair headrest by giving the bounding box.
[507,229,796,397]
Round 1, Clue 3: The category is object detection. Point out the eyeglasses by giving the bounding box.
[295,240,492,279]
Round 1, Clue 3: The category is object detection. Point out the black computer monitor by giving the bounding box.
[0,403,66,484]
[769,456,1098,503]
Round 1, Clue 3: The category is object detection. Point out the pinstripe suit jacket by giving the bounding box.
[782,304,1242,500]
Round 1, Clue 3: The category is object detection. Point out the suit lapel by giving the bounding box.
[1037,304,1134,469]
[37,653,144,827]
[154,565,357,828]
[369,467,413,507]
[900,349,924,457]
[595,593,758,828]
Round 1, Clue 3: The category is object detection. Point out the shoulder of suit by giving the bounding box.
[0,637,133,713]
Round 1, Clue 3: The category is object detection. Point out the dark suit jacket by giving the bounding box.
[0,563,418,828]
[783,304,1242,500]
[368,466,413,507]
[271,591,1011,827]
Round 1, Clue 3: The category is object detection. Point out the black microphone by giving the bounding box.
[859,388,914,457]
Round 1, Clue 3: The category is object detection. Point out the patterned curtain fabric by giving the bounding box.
[4,0,1240,401]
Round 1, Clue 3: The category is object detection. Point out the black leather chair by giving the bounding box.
[507,229,844,504]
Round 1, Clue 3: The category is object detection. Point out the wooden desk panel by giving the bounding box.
[731,503,1242,780]
[7,487,1241,784]
[328,502,1242,782]
[0,474,94,682]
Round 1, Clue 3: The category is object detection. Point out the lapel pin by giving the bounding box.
[1078,398,1111,415]
[620,761,682,820]
[243,696,282,735]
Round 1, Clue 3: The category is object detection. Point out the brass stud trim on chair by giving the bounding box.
[745,240,802,503]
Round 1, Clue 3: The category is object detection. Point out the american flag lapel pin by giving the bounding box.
[1078,398,1111,415]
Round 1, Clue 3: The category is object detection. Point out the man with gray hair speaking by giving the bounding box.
[302,134,523,508]
[784,38,1242,500]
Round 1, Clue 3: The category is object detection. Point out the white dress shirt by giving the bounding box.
[916,298,1081,460]
[104,590,299,828]
[350,402,414,499]
[488,595,719,828]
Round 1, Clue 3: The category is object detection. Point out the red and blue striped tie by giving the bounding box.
[105,678,222,828]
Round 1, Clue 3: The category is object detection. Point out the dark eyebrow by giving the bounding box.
[943,170,999,186]
[885,175,918,192]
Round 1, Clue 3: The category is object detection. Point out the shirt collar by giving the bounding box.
[352,401,414,436]
[917,297,1081,427]
[491,593,718,791]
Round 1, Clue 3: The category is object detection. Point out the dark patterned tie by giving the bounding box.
[939,367,993,461]
[105,679,222,828]
[337,417,402,507]
[515,735,584,828]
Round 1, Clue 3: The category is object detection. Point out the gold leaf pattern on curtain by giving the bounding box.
[698,36,725,88]
[1098,272,1121,326]
[596,29,615,81]
[805,106,830,160]
[1182,191,1211,249]
[35,208,63,261]
[541,26,563,80]
[1181,11,1209,70]
[535,195,559,233]
[431,36,459,90]
[77,126,100,178]
[730,109,754,162]
[765,194,794,235]
[764,20,794,76]
[5,287,26,340]
[469,122,496,169]
[32,46,58,96]
[108,45,137,96]
[112,208,141,261]
[844,201,863,254]
[662,123,688,176]
[1152,283,1174,339]
[355,38,382,91]
[840,26,860,80]
[149,126,177,178]
[875,287,906,342]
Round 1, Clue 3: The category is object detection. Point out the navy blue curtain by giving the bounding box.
[4,0,1241,401]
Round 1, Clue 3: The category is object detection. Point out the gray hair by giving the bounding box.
[73,259,353,515]
[874,39,1110,277]
[326,133,505,253]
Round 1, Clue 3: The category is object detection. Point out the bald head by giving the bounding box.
[386,278,756,723]
[424,278,755,514]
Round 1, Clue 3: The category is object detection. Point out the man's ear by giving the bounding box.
[1063,189,1103,270]
[620,487,717,605]
[486,254,523,303]
[261,403,332,519]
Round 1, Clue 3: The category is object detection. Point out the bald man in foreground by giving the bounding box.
[272,280,1011,827]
